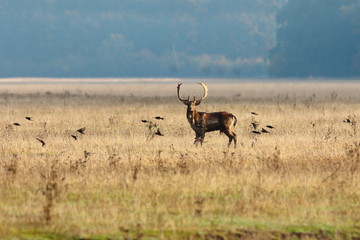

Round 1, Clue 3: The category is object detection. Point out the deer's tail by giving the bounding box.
[233,115,237,128]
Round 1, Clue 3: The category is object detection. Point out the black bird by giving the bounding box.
[141,120,148,123]
[71,135,78,140]
[251,130,261,134]
[13,123,21,126]
[25,117,33,121]
[36,138,46,147]
[266,125,275,129]
[251,121,259,130]
[343,118,351,123]
[251,112,259,116]
[77,127,86,134]
[154,116,164,120]
[155,128,164,136]
[261,128,270,133]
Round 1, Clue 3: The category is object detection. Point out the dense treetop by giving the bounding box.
[269,0,360,78]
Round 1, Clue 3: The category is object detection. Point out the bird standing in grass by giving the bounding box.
[77,127,86,134]
[261,128,270,133]
[343,118,351,123]
[36,138,46,147]
[251,121,259,130]
[155,128,164,136]
[154,116,164,120]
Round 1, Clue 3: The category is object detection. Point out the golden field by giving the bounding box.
[1,79,360,239]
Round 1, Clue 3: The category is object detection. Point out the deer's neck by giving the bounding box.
[187,108,203,126]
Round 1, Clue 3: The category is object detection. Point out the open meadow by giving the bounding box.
[1,79,360,239]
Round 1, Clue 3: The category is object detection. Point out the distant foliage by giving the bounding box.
[269,0,360,78]
[0,0,286,77]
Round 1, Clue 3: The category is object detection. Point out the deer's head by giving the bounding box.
[177,82,208,112]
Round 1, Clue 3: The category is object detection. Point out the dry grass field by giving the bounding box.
[1,79,360,239]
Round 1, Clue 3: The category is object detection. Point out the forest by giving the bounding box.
[0,0,359,78]
[269,0,360,78]
[0,0,285,78]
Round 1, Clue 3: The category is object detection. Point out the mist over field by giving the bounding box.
[1,0,359,79]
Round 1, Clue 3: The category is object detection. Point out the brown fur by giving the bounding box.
[178,83,237,148]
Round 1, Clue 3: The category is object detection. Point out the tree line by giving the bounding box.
[2,0,357,78]
[0,0,285,78]
[269,0,360,78]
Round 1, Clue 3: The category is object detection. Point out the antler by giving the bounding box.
[177,82,208,105]
[177,82,189,104]
[195,82,208,104]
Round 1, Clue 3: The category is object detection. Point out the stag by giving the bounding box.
[177,82,237,147]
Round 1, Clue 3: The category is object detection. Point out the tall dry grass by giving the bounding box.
[1,80,360,239]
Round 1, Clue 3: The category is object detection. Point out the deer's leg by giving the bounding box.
[199,130,206,146]
[224,130,237,148]
[194,131,201,146]
[232,131,237,148]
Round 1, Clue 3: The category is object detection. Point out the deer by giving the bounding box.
[177,82,237,148]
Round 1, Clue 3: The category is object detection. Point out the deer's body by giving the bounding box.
[177,82,237,147]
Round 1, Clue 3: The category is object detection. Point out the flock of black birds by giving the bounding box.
[249,112,355,136]
[12,114,164,147]
[141,116,165,138]
[11,116,86,147]
[9,112,355,147]
[250,112,275,135]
